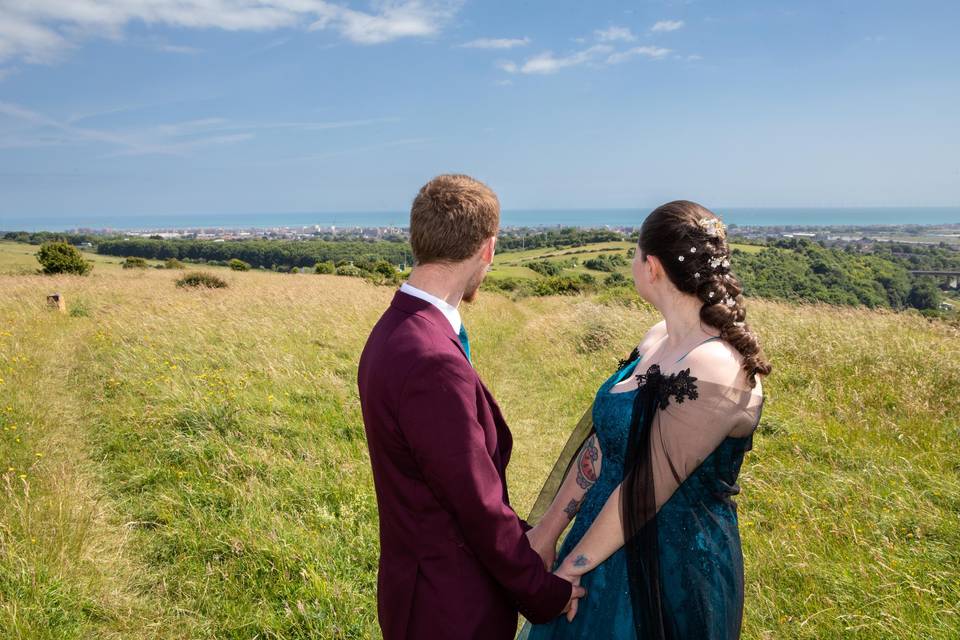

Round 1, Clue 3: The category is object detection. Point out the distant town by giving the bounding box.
[60,221,960,248]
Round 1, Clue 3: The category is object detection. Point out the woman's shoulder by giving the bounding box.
[683,338,761,394]
[635,320,667,354]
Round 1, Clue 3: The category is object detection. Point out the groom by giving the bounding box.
[358,174,582,639]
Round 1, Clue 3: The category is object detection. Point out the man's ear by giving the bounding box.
[479,236,497,263]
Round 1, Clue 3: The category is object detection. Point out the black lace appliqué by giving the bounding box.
[617,346,641,370]
[636,364,699,409]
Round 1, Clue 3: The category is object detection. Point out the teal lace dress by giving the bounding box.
[520,345,762,640]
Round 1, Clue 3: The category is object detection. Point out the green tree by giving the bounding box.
[36,241,93,275]
[907,279,941,310]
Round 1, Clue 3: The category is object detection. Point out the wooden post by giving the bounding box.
[47,293,66,313]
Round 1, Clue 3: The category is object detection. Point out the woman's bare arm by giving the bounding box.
[555,482,625,580]
[526,432,603,568]
[534,433,603,541]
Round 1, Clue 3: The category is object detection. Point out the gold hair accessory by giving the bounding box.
[697,217,726,239]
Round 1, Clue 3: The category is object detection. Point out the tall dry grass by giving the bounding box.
[0,264,958,638]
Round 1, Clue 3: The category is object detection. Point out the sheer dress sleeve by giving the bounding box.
[623,351,763,640]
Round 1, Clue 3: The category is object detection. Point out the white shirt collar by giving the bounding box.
[400,282,462,334]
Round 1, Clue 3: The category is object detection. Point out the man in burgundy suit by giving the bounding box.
[358,175,583,639]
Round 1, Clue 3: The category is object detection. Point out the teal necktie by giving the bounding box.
[458,324,472,364]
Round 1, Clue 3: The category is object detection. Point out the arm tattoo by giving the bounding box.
[572,554,589,568]
[563,498,581,520]
[575,435,599,490]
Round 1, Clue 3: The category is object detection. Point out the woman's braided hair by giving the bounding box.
[639,200,772,387]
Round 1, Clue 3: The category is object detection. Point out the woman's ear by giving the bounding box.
[645,254,662,282]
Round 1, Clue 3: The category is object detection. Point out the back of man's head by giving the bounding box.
[410,174,500,265]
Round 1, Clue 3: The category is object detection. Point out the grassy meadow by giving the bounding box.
[1,243,959,639]
[487,240,763,282]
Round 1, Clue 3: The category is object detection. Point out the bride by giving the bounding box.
[520,201,771,639]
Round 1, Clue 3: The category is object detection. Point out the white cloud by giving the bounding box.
[317,1,459,45]
[651,20,685,33]
[461,37,530,49]
[501,45,613,75]
[606,46,671,64]
[0,100,398,156]
[595,26,636,42]
[0,1,461,64]
[155,43,203,54]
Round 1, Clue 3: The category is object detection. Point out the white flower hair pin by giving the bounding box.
[697,217,727,239]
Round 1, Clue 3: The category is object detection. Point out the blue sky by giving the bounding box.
[0,0,958,220]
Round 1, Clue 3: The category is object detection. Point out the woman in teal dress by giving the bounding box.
[519,201,771,640]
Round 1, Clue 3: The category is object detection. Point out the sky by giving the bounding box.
[0,0,958,221]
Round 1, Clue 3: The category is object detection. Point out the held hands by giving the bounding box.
[525,525,557,571]
[559,577,587,623]
[555,553,592,622]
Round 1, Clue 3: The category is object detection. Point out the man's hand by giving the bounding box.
[525,525,557,571]
[558,575,586,623]
[555,555,592,622]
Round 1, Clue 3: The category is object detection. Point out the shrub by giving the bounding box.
[482,277,532,295]
[176,272,228,289]
[35,241,93,275]
[291,267,300,274]
[122,257,149,269]
[69,299,91,318]
[165,258,186,270]
[314,261,335,274]
[228,258,251,272]
[585,253,628,272]
[336,265,365,277]
[373,260,399,278]
[533,276,583,296]
[605,272,628,286]
[526,260,563,277]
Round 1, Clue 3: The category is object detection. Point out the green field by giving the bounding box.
[1,241,959,639]
[0,240,231,276]
[490,241,763,281]
[0,241,135,274]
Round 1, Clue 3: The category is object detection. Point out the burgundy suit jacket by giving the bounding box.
[357,290,571,639]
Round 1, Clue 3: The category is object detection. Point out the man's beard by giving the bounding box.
[462,267,485,303]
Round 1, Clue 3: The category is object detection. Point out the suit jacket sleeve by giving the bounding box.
[398,352,572,623]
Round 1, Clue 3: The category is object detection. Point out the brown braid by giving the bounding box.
[638,200,772,387]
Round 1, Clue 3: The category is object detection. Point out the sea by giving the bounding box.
[1,207,958,232]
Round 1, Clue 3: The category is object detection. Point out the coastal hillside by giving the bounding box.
[1,265,958,639]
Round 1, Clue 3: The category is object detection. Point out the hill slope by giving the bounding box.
[1,268,958,639]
